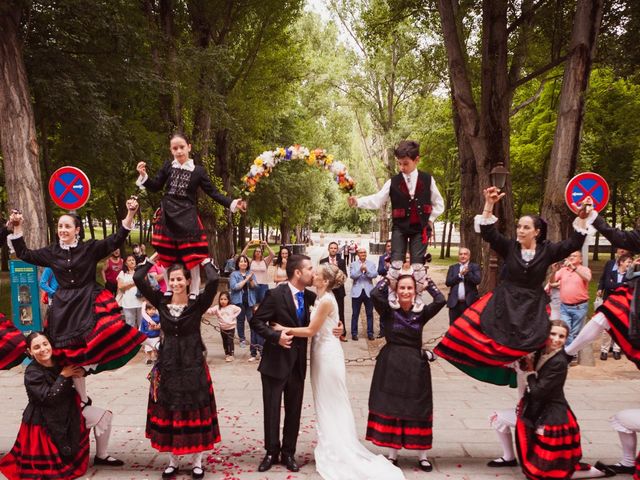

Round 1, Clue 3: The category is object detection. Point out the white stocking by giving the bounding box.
[192,452,203,469]
[95,422,112,459]
[564,313,608,357]
[190,265,201,295]
[418,450,429,461]
[496,430,516,461]
[168,453,179,468]
[387,448,399,460]
[73,376,88,403]
[619,431,637,467]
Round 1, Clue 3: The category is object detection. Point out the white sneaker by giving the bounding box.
[239,340,247,348]
[388,290,400,309]
[225,355,233,362]
[248,356,257,362]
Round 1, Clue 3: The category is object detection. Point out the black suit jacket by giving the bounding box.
[445,262,481,308]
[319,255,347,298]
[250,283,316,380]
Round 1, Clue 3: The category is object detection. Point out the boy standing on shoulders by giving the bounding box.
[348,140,444,309]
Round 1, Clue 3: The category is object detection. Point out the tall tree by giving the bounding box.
[0,1,47,247]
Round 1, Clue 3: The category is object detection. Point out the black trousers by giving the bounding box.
[335,292,346,335]
[448,302,468,325]
[261,367,305,456]
[220,329,235,355]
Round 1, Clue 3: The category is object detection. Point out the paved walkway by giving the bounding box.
[1,236,639,479]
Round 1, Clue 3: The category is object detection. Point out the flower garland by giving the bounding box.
[241,145,355,195]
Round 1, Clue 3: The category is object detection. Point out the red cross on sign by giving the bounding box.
[48,166,91,210]
[564,172,609,213]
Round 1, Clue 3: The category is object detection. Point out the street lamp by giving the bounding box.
[489,162,510,190]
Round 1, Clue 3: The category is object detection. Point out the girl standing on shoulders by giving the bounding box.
[136,133,246,295]
[134,253,221,480]
[206,291,240,362]
[368,274,446,471]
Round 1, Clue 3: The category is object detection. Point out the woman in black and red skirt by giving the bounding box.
[134,253,221,480]
[434,186,587,386]
[8,199,146,402]
[516,320,615,479]
[367,274,445,472]
[135,133,246,295]
[566,208,640,368]
[0,332,89,479]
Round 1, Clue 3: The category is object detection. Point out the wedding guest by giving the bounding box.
[40,267,58,306]
[555,251,591,347]
[377,240,392,276]
[273,246,290,285]
[206,291,241,362]
[350,248,377,341]
[140,303,161,365]
[117,254,143,328]
[101,248,123,294]
[230,255,259,358]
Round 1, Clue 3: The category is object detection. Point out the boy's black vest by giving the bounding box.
[389,171,433,237]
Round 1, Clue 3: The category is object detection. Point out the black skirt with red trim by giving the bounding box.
[0,420,89,480]
[515,406,582,480]
[434,293,534,387]
[634,451,640,480]
[597,286,640,369]
[0,316,26,370]
[151,208,209,270]
[52,289,145,372]
[146,363,221,454]
[365,411,432,450]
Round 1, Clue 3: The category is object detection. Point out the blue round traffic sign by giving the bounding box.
[564,172,609,213]
[48,166,91,210]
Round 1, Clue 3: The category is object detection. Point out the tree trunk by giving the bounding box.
[102,218,107,239]
[439,219,448,259]
[446,220,453,258]
[87,211,95,240]
[541,0,605,241]
[0,4,48,248]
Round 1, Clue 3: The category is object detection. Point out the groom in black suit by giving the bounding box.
[250,254,316,472]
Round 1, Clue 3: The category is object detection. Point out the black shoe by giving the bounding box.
[367,334,375,341]
[377,333,385,339]
[487,457,518,467]
[613,351,622,360]
[418,459,433,472]
[352,335,358,341]
[191,466,205,480]
[597,461,635,474]
[387,457,398,466]
[161,466,179,479]
[281,454,300,472]
[258,454,278,472]
[93,455,124,467]
[600,351,608,361]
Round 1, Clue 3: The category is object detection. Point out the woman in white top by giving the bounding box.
[273,246,290,285]
[116,255,143,328]
[241,241,275,304]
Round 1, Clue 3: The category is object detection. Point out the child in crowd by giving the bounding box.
[140,303,161,365]
[348,140,444,310]
[207,291,240,362]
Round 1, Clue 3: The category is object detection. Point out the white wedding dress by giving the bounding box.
[310,293,405,480]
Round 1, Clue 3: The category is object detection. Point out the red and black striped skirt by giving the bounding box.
[634,451,640,480]
[0,421,89,480]
[515,407,582,480]
[365,411,432,450]
[152,209,209,270]
[598,287,640,369]
[0,316,26,370]
[434,293,533,387]
[53,289,145,372]
[146,364,221,455]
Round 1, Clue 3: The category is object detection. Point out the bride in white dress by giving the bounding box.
[274,263,405,480]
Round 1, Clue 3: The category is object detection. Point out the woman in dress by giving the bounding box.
[116,254,143,327]
[434,186,587,386]
[9,200,146,402]
[516,320,614,479]
[246,240,275,305]
[272,263,404,480]
[0,332,124,479]
[367,274,446,471]
[566,205,640,369]
[134,254,221,480]
[273,246,290,285]
[136,133,246,294]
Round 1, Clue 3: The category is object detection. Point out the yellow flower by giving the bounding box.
[278,147,285,157]
[254,158,263,166]
[307,152,316,165]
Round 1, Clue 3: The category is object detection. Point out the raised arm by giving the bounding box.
[421,279,446,322]
[371,279,391,317]
[196,260,220,313]
[136,160,171,192]
[198,168,233,208]
[9,212,52,267]
[92,197,138,260]
[593,215,640,252]
[476,187,510,258]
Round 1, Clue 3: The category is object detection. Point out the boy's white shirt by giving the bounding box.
[355,171,445,223]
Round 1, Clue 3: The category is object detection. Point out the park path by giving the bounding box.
[0,233,638,479]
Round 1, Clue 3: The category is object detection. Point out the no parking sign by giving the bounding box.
[564,172,609,213]
[48,166,91,210]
